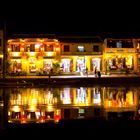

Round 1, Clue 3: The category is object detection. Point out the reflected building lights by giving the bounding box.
[7,87,139,123]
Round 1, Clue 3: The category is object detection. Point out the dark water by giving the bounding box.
[0,85,140,138]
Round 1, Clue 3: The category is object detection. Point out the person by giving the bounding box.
[48,68,53,83]
[97,71,101,78]
[94,66,97,77]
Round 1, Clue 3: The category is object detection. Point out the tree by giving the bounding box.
[52,61,60,74]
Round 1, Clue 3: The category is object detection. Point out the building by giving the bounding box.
[58,36,103,74]
[0,32,139,77]
[103,38,137,74]
[6,34,104,76]
[7,34,61,76]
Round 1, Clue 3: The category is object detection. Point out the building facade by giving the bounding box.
[0,31,140,77]
[103,38,137,74]
[7,36,61,76]
[59,36,103,74]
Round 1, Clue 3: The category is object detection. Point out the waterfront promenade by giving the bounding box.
[0,73,140,86]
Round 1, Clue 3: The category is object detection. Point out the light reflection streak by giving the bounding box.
[7,87,139,123]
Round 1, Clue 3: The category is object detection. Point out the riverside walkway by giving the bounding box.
[0,73,140,86]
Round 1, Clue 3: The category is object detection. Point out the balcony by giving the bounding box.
[105,48,135,53]
[43,52,56,57]
[61,51,102,55]
[61,52,73,55]
[9,52,22,58]
[74,52,87,55]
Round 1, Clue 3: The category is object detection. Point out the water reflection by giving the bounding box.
[1,86,140,125]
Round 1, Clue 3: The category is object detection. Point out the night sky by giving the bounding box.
[0,1,140,37]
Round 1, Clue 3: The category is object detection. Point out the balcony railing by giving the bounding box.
[105,48,136,53]
[61,51,102,55]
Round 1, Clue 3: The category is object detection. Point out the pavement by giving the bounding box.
[5,73,140,79]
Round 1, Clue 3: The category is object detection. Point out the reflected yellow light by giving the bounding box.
[24,61,27,64]
[12,105,20,112]
[126,92,133,105]
[47,105,53,111]
[56,109,60,115]
[31,98,37,105]
[108,101,112,107]
[7,48,10,52]
[8,39,12,43]
[8,111,11,116]
[29,105,36,111]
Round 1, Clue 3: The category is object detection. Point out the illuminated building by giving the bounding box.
[58,36,103,73]
[103,38,137,74]
[7,34,61,75]
[0,32,139,76]
[6,35,103,76]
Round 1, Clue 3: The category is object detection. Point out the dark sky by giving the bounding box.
[1,1,140,37]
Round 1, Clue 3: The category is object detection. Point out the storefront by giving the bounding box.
[60,58,71,72]
[91,58,101,72]
[12,59,22,73]
[43,59,53,73]
[105,54,134,73]
[76,57,86,72]
[28,57,36,73]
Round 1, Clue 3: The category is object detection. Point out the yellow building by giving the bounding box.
[5,34,140,76]
[59,36,103,74]
[103,38,137,74]
[7,35,61,75]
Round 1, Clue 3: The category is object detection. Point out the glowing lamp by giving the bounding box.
[21,43,25,46]
[12,105,20,112]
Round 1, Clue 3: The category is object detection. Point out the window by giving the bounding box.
[44,44,53,51]
[116,41,122,48]
[64,45,70,52]
[77,46,85,52]
[93,45,100,52]
[124,40,133,48]
[24,45,29,52]
[107,40,133,48]
[107,40,116,48]
[11,44,20,52]
[30,44,35,52]
[25,44,35,52]
[35,43,41,52]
